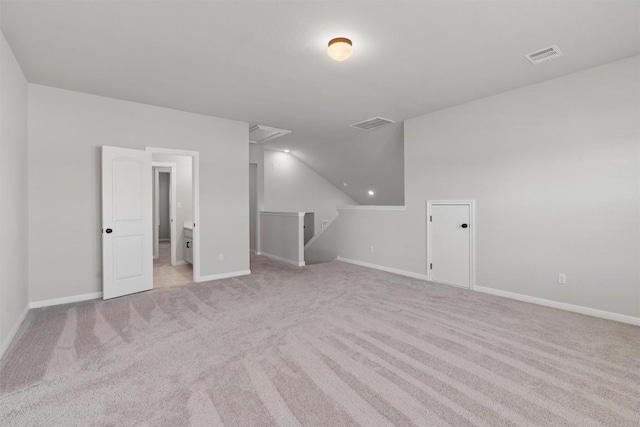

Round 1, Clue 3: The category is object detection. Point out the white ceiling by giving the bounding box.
[2,0,639,203]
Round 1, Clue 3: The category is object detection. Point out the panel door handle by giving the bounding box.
[105,228,113,234]
[461,224,468,229]
[186,241,190,248]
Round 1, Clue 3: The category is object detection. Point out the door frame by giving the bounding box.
[152,162,176,265]
[426,200,476,289]
[146,147,201,282]
[249,162,259,253]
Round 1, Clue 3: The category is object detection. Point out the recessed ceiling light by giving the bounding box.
[284,149,290,153]
[342,182,348,187]
[368,190,375,196]
[328,37,353,61]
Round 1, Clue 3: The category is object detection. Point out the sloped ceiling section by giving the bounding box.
[293,122,404,205]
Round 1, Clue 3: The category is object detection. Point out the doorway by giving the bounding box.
[249,163,258,252]
[151,152,196,288]
[102,146,201,300]
[426,200,475,289]
[153,163,176,265]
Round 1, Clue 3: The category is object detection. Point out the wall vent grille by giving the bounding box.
[350,117,395,131]
[525,45,563,64]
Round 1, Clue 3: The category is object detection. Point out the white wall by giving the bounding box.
[264,150,358,233]
[28,85,249,302]
[0,32,29,356]
[153,153,193,262]
[336,56,640,318]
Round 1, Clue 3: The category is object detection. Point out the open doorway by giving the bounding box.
[149,150,198,288]
[249,163,258,253]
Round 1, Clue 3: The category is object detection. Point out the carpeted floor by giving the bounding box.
[1,254,639,426]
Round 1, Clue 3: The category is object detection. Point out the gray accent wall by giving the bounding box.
[28,84,249,302]
[335,56,640,318]
[0,31,29,355]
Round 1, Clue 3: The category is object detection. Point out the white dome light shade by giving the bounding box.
[328,37,353,61]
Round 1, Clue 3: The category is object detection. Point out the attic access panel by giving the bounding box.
[249,125,291,143]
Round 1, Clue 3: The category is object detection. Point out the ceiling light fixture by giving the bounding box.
[328,37,353,61]
[284,149,290,153]
[368,190,375,196]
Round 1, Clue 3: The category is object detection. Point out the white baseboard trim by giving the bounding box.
[198,270,252,282]
[29,292,103,309]
[337,257,428,281]
[0,305,29,360]
[475,286,640,326]
[172,260,188,266]
[260,252,305,267]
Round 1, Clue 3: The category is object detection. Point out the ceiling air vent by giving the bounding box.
[525,45,563,65]
[350,116,395,131]
[249,125,291,144]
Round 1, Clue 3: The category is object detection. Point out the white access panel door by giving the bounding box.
[430,204,472,289]
[102,146,153,300]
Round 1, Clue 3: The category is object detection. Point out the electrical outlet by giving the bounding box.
[558,273,567,284]
[219,253,224,261]
[370,246,374,254]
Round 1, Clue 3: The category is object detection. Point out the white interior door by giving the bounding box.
[102,146,153,299]
[429,203,472,288]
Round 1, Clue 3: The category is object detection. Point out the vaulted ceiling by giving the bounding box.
[2,1,639,204]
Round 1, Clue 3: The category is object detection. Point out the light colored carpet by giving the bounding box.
[1,254,639,426]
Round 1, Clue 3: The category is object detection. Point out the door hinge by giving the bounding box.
[430,263,433,269]
[430,215,432,222]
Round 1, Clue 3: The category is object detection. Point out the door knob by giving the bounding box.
[105,228,113,234]
[461,224,468,228]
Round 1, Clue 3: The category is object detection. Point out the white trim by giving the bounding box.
[172,260,188,266]
[259,211,305,217]
[198,270,252,282]
[260,252,306,267]
[0,305,29,360]
[337,205,407,211]
[152,162,177,266]
[146,147,200,282]
[475,286,640,326]
[30,292,103,309]
[338,257,428,280]
[426,200,476,290]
